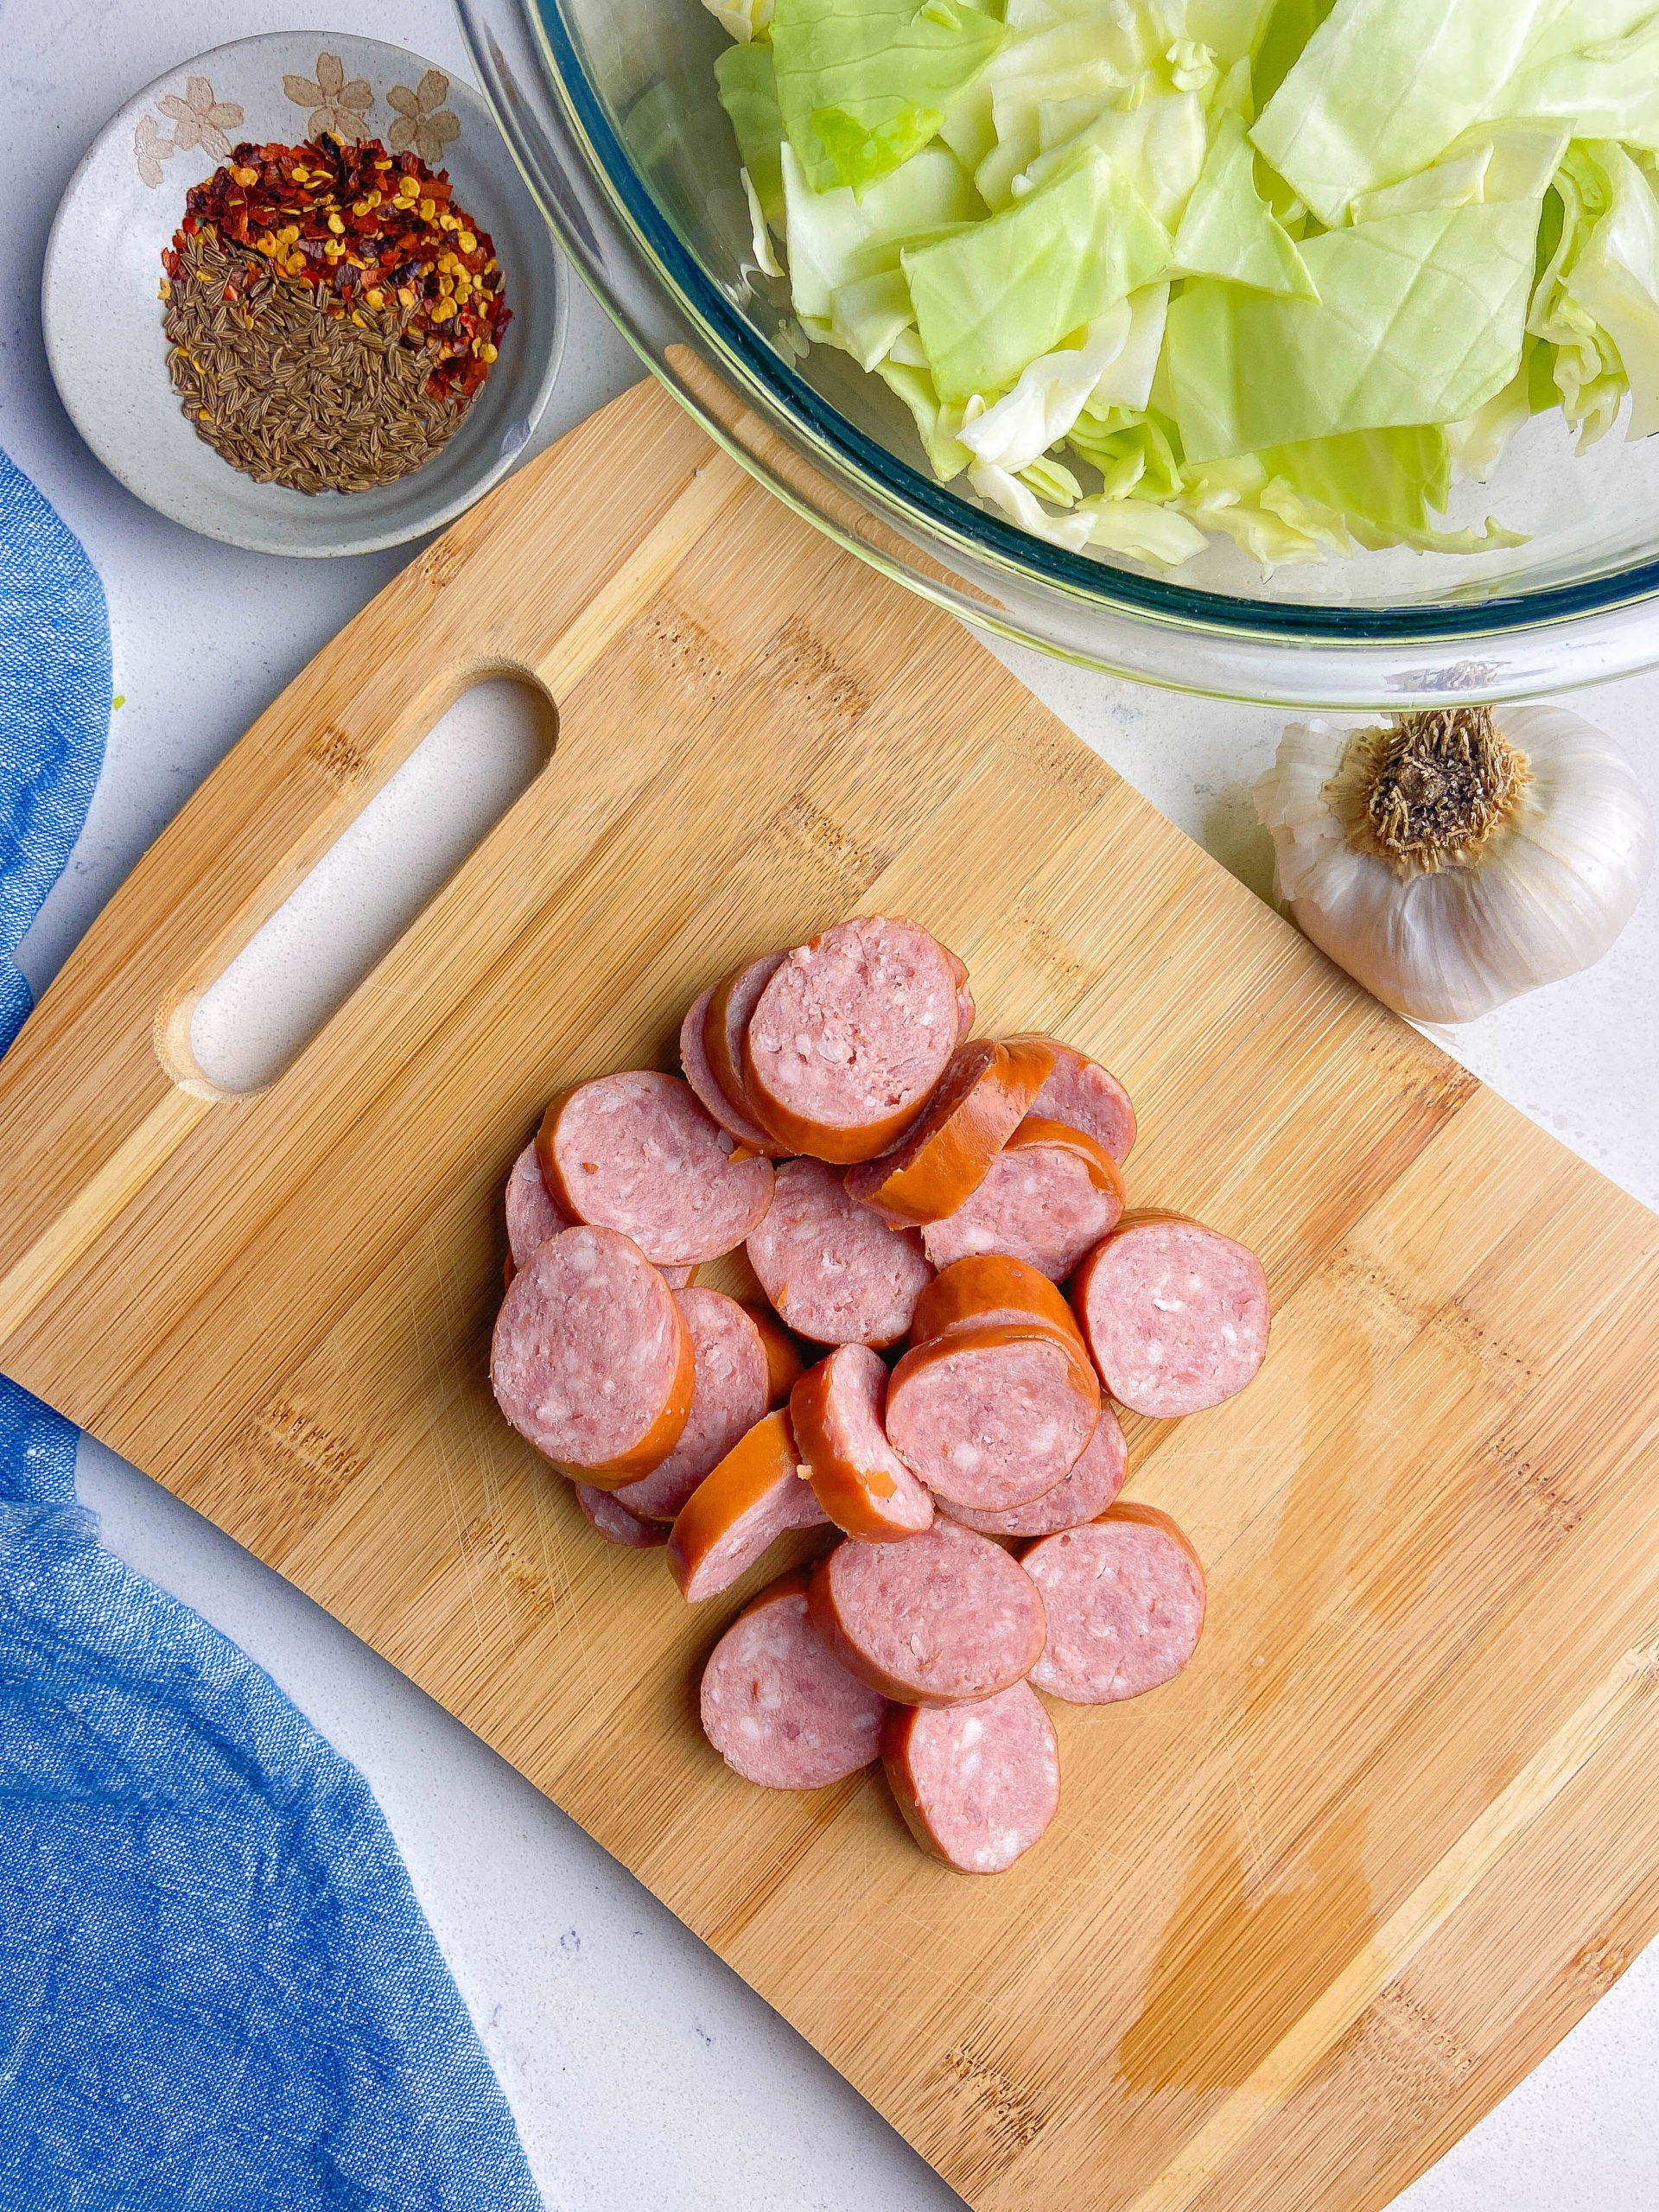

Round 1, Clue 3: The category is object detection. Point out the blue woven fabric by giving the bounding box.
[0,450,541,2209]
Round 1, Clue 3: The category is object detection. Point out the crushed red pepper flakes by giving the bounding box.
[161,134,510,402]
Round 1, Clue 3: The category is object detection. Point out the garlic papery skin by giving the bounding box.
[1254,703,1656,1024]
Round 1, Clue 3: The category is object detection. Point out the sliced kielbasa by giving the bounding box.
[505,1139,569,1269]
[669,1409,830,1603]
[741,1300,806,1407]
[807,1521,1046,1705]
[1021,1503,1205,1703]
[576,1483,671,1548]
[743,918,963,1162]
[680,982,785,1158]
[885,1323,1100,1511]
[843,1035,1057,1227]
[922,1115,1124,1281]
[747,1157,931,1346]
[939,1404,1127,1538]
[1071,1212,1269,1416]
[704,954,790,1147]
[540,1071,774,1268]
[1023,1038,1137,1163]
[907,1251,1085,1353]
[700,1567,887,1789]
[612,1289,772,1522]
[882,1681,1059,1873]
[791,1344,934,1542]
[492,1225,694,1480]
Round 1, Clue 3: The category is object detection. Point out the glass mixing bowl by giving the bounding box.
[458,0,1659,706]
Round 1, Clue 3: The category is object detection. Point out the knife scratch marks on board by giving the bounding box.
[642,598,734,696]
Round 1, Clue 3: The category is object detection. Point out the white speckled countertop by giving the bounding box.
[7,5,1659,2206]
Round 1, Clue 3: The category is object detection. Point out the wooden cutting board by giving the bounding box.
[3,376,1658,2212]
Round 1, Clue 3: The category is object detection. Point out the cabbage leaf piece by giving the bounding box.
[1556,142,1659,440]
[771,0,1007,194]
[955,305,1135,473]
[966,4,1150,212]
[717,42,787,229]
[1253,0,1659,226]
[1173,108,1317,296]
[1250,0,1336,111]
[1350,118,1572,226]
[1256,425,1451,532]
[1185,0,1279,67]
[783,138,979,344]
[906,148,1172,402]
[1014,88,1209,229]
[1167,198,1541,461]
[876,358,976,478]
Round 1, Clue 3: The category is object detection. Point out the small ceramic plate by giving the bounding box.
[43,33,567,556]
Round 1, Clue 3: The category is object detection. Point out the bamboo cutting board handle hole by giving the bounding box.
[158,677,557,1099]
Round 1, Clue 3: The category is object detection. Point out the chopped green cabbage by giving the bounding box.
[772,0,1007,194]
[1253,0,1659,226]
[783,137,978,336]
[1551,142,1659,439]
[905,148,1171,400]
[1184,0,1278,66]
[716,42,788,228]
[1173,108,1317,294]
[703,0,1659,573]
[1167,200,1541,460]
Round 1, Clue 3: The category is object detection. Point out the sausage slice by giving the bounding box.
[679,982,786,1158]
[491,1225,694,1480]
[791,1344,935,1542]
[704,954,789,1145]
[505,1138,569,1269]
[882,1681,1058,1873]
[939,1404,1127,1538]
[922,1116,1125,1281]
[540,1071,774,1268]
[808,1522,1046,1705]
[1072,1212,1269,1416]
[747,1158,932,1346]
[1021,1503,1205,1703]
[885,1323,1100,1511]
[1023,1038,1137,1163]
[575,1484,671,1548]
[612,1289,772,1522]
[908,1252,1085,1353]
[669,1409,830,1602]
[743,918,963,1162]
[742,1300,806,1408]
[842,1036,1056,1226]
[701,1567,887,1789]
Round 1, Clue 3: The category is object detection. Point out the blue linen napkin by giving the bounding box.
[0,449,541,2209]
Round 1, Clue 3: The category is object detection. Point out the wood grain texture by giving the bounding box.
[3,378,1657,2212]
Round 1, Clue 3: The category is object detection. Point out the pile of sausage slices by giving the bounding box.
[492,917,1269,1874]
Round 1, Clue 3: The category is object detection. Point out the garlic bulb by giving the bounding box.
[1254,702,1655,1023]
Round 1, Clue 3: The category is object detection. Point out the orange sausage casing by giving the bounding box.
[741,1300,807,1407]
[843,1036,1056,1226]
[890,1316,1099,1414]
[667,1408,829,1599]
[789,1345,934,1543]
[1004,1115,1125,1204]
[907,1252,1086,1354]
